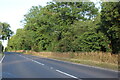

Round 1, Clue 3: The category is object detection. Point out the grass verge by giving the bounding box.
[50,57,118,70]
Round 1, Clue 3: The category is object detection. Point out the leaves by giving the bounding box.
[0,22,13,40]
[7,2,119,53]
[100,2,120,54]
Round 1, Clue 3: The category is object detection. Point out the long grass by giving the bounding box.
[25,51,118,64]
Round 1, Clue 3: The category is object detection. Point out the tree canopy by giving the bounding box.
[100,2,120,54]
[6,2,120,54]
[0,22,13,40]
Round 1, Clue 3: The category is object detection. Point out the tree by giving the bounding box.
[0,22,13,40]
[68,15,111,52]
[46,2,98,25]
[7,29,35,51]
[8,2,101,52]
[100,2,120,54]
[0,41,4,53]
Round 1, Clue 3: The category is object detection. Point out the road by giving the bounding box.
[2,52,119,80]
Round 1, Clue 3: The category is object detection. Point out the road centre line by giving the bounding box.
[32,60,45,65]
[50,67,53,69]
[18,54,45,66]
[18,54,81,79]
[56,69,79,79]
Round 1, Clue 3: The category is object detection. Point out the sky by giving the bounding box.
[0,0,52,33]
[0,0,52,47]
[0,0,100,47]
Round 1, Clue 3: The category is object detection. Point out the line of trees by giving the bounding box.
[0,22,13,52]
[6,2,120,54]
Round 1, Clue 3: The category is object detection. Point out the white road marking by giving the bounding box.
[18,54,82,79]
[18,54,45,66]
[0,54,5,63]
[31,59,34,61]
[50,67,53,69]
[56,69,78,79]
[33,60,45,65]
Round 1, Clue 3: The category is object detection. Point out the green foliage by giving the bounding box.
[0,22,13,40]
[100,2,120,54]
[77,32,110,52]
[7,2,119,54]
[0,22,13,52]
[7,29,35,51]
[0,41,4,52]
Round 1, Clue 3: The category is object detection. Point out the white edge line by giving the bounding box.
[56,69,78,79]
[0,54,5,63]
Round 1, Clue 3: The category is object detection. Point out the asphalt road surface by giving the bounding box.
[2,52,119,80]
